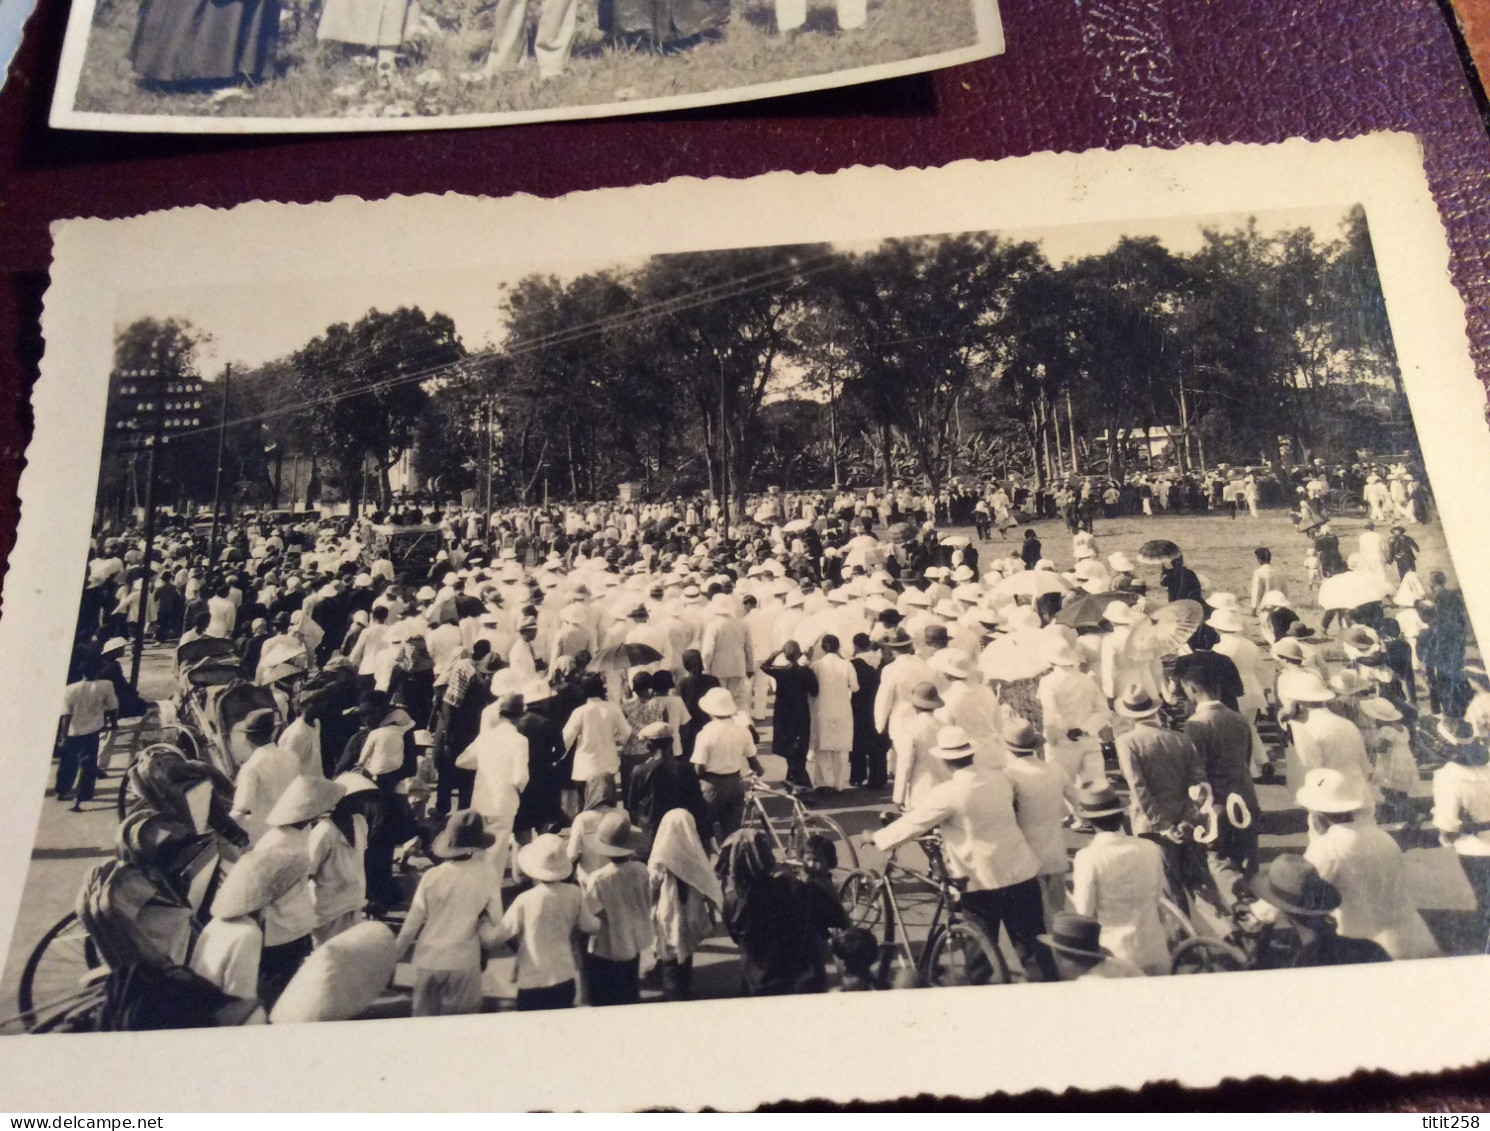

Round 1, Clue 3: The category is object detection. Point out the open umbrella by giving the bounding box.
[1122,599,1204,660]
[782,518,813,534]
[1136,539,1182,566]
[978,632,1051,681]
[591,642,664,672]
[989,569,1072,604]
[1055,590,1139,630]
[1318,571,1394,611]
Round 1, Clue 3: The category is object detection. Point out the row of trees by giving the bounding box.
[97,206,1409,521]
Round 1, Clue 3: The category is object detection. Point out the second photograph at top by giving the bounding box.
[48,0,1002,132]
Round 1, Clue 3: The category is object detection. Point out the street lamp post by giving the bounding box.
[206,363,231,567]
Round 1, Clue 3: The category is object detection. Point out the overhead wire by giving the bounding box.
[161,249,843,441]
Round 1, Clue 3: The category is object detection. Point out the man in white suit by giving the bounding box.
[868,725,1056,982]
[1069,783,1169,976]
[1000,717,1070,924]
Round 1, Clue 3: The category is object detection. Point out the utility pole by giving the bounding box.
[207,363,231,567]
[483,396,494,542]
[718,354,730,546]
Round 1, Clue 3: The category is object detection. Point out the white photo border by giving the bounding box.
[48,0,1004,134]
[3,134,1490,1111]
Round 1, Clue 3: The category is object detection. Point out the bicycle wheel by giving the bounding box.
[1170,935,1250,975]
[17,912,103,1031]
[791,812,859,882]
[837,869,894,947]
[923,917,1010,987]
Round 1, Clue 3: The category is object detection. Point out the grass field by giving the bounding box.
[73,0,974,121]
[966,505,1461,618]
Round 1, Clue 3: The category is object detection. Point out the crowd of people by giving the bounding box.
[57,455,1488,1023]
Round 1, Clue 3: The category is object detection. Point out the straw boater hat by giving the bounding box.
[1438,716,1486,763]
[1254,855,1341,918]
[1001,717,1042,756]
[497,693,525,719]
[923,624,951,649]
[699,687,739,718]
[1102,600,1135,626]
[101,637,129,657]
[1279,670,1335,704]
[1108,553,1135,574]
[882,627,915,652]
[266,775,346,828]
[934,598,964,620]
[1270,637,1306,665]
[1205,591,1240,610]
[1038,912,1112,962]
[1295,768,1369,814]
[1360,697,1404,724]
[517,833,573,883]
[333,770,377,797]
[1208,607,1246,634]
[930,650,972,681]
[210,849,305,920]
[931,725,976,760]
[1342,625,1383,660]
[1075,783,1126,819]
[591,811,648,857]
[1115,685,1160,719]
[638,721,673,743]
[910,682,945,711]
[431,810,497,860]
[1329,669,1372,698]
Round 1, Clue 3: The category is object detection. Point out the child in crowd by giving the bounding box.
[493,833,599,1011]
[395,810,503,1017]
[579,811,652,1006]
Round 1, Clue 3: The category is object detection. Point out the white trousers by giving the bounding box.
[775,0,867,32]
[810,748,850,790]
[478,813,516,894]
[488,0,577,78]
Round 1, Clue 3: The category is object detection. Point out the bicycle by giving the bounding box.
[740,778,859,885]
[837,821,1010,987]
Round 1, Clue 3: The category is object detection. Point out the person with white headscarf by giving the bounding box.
[648,808,724,1001]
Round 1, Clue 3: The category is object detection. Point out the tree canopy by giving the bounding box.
[106,208,1411,517]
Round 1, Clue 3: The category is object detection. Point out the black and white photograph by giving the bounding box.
[48,0,1002,132]
[2,136,1489,1110]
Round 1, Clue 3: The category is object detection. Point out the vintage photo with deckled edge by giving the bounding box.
[2,135,1490,1111]
[48,0,1002,134]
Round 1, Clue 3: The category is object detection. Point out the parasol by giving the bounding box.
[782,518,813,534]
[1318,571,1394,611]
[1122,599,1204,660]
[978,631,1052,682]
[989,569,1072,604]
[1055,590,1139,630]
[1136,539,1182,566]
[590,642,664,672]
